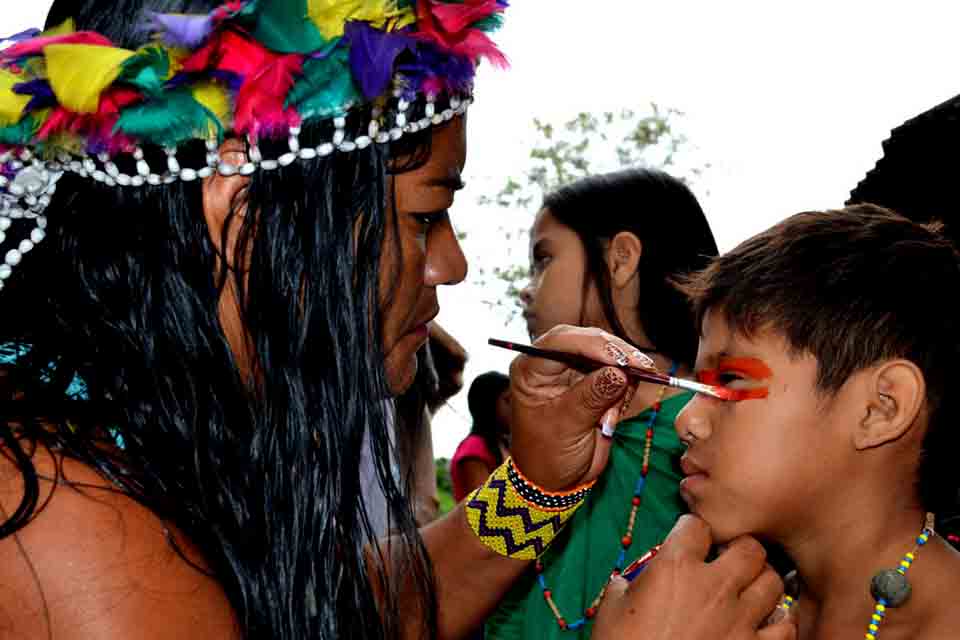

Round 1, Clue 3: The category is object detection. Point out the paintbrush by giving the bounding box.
[488,338,738,401]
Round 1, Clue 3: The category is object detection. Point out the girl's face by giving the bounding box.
[520,209,604,341]
[674,309,860,544]
[381,117,469,395]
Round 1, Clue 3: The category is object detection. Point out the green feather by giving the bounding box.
[118,46,171,96]
[250,0,328,54]
[474,13,504,32]
[287,48,360,120]
[114,87,222,147]
[0,115,39,146]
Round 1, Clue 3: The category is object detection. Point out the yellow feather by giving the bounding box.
[0,69,30,127]
[44,44,135,114]
[192,81,232,137]
[307,0,415,39]
[42,17,76,37]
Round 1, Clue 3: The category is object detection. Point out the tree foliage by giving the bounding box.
[474,104,706,319]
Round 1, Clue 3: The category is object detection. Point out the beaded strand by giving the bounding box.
[775,525,932,640]
[536,365,675,632]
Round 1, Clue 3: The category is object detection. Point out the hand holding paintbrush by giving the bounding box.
[488,338,739,401]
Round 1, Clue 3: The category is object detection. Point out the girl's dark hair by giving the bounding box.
[466,371,510,467]
[0,1,443,638]
[543,168,718,366]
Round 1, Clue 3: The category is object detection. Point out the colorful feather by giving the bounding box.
[115,86,222,147]
[13,79,57,112]
[191,80,232,139]
[39,87,141,153]
[119,46,173,96]
[45,44,136,114]
[235,53,304,137]
[145,11,215,49]
[250,0,327,54]
[287,48,359,119]
[344,21,415,99]
[0,114,40,146]
[307,0,416,40]
[414,0,508,68]
[0,69,30,126]
[1,32,113,63]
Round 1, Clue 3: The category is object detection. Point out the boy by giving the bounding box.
[675,204,960,639]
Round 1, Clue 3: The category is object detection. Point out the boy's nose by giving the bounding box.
[675,395,713,444]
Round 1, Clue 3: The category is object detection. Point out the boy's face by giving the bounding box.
[675,308,859,544]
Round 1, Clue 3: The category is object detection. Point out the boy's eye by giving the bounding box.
[696,369,745,386]
[716,372,744,385]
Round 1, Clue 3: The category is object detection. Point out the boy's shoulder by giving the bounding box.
[914,537,960,638]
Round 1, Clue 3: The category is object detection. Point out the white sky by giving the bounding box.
[6,2,960,457]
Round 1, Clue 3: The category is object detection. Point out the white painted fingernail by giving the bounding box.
[600,406,619,437]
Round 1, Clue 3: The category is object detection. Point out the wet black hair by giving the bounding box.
[0,0,455,637]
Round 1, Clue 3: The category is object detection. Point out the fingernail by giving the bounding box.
[632,350,655,368]
[600,406,619,438]
[604,342,629,367]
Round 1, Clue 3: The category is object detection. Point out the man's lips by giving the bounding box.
[410,308,440,336]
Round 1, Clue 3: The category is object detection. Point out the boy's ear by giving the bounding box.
[854,359,925,451]
[606,231,643,289]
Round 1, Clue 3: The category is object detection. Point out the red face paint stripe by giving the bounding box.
[716,357,773,379]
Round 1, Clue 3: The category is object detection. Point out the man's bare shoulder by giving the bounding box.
[0,444,240,639]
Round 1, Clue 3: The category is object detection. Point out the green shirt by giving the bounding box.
[484,392,692,639]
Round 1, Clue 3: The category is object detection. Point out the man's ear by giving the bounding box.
[202,139,250,269]
[606,231,642,289]
[854,359,925,450]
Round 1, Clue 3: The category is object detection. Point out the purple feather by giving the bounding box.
[145,11,214,49]
[1,28,41,44]
[13,79,57,111]
[344,21,416,100]
[397,42,475,99]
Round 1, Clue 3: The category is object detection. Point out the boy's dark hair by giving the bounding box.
[678,204,960,518]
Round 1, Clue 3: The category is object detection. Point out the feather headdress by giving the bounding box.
[0,0,510,288]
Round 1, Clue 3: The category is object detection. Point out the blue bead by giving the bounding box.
[538,575,546,589]
[616,549,626,568]
[634,476,646,493]
[569,619,585,630]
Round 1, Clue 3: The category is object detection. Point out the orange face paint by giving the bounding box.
[696,357,772,401]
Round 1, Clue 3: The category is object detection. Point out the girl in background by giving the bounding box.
[487,168,719,638]
[450,371,512,502]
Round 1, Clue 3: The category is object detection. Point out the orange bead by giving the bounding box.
[586,607,598,619]
[543,590,552,600]
[631,496,641,506]
[622,535,632,548]
[558,618,567,630]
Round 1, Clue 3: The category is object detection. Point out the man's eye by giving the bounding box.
[412,211,448,228]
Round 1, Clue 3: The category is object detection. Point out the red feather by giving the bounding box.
[1,32,114,61]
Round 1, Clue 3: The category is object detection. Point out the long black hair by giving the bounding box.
[466,371,510,467]
[543,168,718,367]
[0,0,441,638]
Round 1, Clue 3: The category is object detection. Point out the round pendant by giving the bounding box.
[870,569,912,607]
